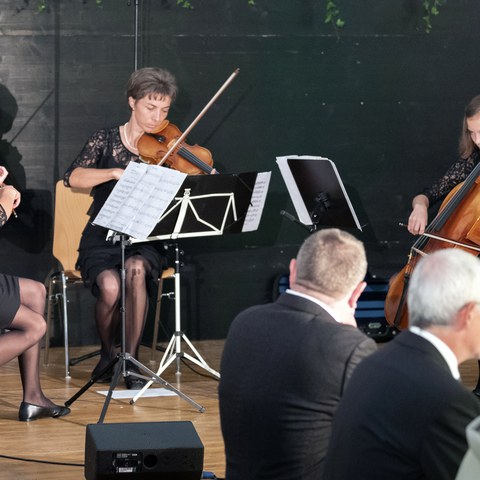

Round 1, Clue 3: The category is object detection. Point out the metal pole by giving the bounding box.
[127,0,140,71]
[134,0,139,70]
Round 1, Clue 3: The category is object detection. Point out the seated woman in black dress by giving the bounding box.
[64,67,178,389]
[0,166,70,421]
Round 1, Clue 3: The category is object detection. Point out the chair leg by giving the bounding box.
[43,276,55,366]
[150,277,165,363]
[59,272,70,379]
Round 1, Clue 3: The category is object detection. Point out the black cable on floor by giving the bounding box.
[180,356,220,381]
[0,455,224,479]
[0,454,227,479]
[0,453,83,467]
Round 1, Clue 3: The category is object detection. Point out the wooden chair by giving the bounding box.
[44,180,175,377]
[44,181,92,378]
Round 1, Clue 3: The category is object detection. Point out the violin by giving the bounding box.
[137,121,214,175]
[137,68,240,176]
[384,161,480,329]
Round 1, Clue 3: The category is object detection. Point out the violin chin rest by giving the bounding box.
[151,119,169,134]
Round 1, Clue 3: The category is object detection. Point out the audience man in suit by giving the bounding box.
[323,248,480,480]
[218,228,377,480]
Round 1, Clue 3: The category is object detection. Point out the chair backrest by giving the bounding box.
[52,180,92,276]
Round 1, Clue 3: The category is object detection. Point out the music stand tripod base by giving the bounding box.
[130,248,219,405]
[160,331,220,378]
[65,349,205,416]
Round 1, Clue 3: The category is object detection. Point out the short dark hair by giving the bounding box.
[126,67,177,106]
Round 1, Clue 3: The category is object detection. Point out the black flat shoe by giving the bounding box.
[124,366,148,390]
[18,402,71,422]
[125,376,148,390]
[91,359,115,384]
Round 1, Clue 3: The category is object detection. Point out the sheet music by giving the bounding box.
[242,171,271,232]
[93,162,187,240]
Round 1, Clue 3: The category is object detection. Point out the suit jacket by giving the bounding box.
[218,292,377,480]
[323,330,480,480]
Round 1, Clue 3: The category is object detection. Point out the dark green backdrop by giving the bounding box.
[1,0,479,341]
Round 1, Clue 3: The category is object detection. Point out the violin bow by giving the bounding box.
[156,68,240,167]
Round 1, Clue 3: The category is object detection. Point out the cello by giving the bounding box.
[384,160,480,329]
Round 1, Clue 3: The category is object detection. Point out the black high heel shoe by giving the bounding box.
[18,402,71,422]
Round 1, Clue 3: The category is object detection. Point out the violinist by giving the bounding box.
[64,67,180,389]
[407,94,480,397]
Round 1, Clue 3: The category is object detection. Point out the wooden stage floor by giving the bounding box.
[0,339,478,480]
[0,340,225,480]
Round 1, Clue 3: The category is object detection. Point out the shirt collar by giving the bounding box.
[286,288,342,324]
[409,326,460,380]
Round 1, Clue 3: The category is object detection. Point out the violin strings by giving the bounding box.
[178,146,212,173]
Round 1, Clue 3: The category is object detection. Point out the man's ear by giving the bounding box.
[456,302,476,332]
[348,281,367,309]
[289,258,297,286]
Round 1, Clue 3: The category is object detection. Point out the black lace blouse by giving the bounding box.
[422,151,480,206]
[0,204,7,228]
[64,127,141,249]
[63,127,164,289]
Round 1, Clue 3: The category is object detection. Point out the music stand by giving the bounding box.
[64,163,206,416]
[276,155,362,232]
[65,231,206,418]
[130,170,270,404]
[65,163,269,411]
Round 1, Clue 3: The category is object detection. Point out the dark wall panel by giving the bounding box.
[1,0,480,339]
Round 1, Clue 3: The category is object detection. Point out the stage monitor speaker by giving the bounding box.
[84,421,204,479]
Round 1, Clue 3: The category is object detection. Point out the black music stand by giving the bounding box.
[276,155,362,232]
[130,170,269,404]
[64,163,268,412]
[64,164,204,417]
[64,230,206,418]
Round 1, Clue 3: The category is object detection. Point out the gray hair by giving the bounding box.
[295,228,367,299]
[408,249,480,328]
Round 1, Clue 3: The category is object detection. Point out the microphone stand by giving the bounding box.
[280,210,317,233]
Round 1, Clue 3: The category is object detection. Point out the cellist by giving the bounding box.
[407,94,480,398]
